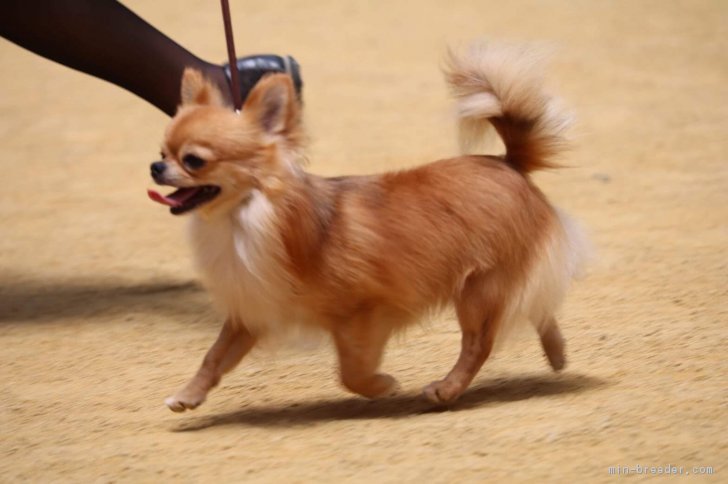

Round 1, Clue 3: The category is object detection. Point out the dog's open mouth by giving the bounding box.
[147,186,221,215]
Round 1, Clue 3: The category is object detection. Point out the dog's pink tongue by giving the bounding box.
[147,188,197,207]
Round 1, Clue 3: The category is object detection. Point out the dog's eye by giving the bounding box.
[183,154,206,170]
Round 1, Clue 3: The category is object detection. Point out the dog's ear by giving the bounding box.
[242,74,299,138]
[180,68,225,107]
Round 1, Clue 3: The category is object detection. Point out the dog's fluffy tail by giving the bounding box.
[444,42,572,174]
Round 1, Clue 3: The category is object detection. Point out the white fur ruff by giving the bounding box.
[188,190,312,340]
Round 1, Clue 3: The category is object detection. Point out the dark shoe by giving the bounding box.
[223,54,303,106]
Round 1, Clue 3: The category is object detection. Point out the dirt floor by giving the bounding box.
[1,0,726,482]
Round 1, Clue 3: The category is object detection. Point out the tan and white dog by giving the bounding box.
[148,42,588,411]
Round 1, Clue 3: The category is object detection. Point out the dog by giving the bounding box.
[148,42,588,412]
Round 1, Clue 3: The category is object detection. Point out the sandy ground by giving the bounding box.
[1,0,726,482]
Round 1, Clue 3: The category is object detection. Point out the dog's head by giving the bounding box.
[148,69,303,216]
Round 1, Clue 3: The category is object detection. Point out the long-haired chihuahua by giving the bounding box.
[148,42,588,411]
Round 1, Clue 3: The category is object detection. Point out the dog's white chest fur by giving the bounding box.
[188,190,299,335]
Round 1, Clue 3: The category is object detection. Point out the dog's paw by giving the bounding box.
[422,380,463,405]
[547,352,566,372]
[164,391,206,413]
[343,373,399,399]
[373,374,400,398]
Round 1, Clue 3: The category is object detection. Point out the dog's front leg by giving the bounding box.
[333,316,399,399]
[165,318,255,412]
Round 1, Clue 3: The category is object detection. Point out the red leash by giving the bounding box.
[220,0,242,110]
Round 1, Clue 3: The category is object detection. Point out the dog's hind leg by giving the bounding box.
[333,314,399,399]
[165,318,256,412]
[423,273,504,404]
[538,316,566,371]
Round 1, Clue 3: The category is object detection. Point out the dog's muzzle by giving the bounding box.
[150,161,167,183]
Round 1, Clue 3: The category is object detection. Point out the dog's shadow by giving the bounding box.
[0,273,210,323]
[173,373,607,431]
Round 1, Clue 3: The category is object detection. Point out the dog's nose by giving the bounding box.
[150,161,166,180]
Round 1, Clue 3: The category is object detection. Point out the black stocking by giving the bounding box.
[0,0,231,115]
